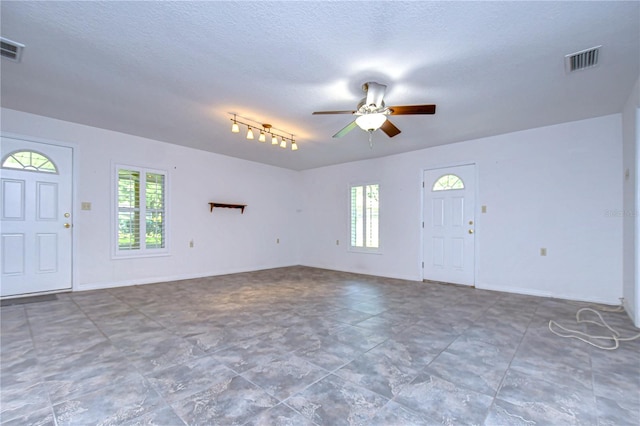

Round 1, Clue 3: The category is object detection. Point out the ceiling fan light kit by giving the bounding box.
[355,113,387,131]
[313,81,436,140]
[228,113,298,151]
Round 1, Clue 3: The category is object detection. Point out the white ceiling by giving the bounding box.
[1,1,638,170]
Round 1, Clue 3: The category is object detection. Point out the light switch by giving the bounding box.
[481,205,487,213]
[81,202,91,211]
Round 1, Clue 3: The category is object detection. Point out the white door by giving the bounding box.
[1,137,73,297]
[423,164,475,286]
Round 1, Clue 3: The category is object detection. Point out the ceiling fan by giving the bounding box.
[312,82,436,138]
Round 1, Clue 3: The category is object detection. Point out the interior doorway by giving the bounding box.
[422,164,476,286]
[1,137,74,297]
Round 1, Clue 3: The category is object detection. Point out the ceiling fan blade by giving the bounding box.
[312,110,356,115]
[333,121,358,138]
[380,119,401,138]
[388,104,436,115]
[364,82,387,108]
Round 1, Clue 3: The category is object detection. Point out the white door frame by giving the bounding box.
[421,162,479,285]
[1,132,78,296]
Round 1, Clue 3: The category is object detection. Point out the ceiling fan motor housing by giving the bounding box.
[357,97,387,115]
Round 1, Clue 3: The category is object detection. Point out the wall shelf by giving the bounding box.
[209,202,246,214]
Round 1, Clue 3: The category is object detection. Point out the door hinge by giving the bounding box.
[422,181,425,188]
[422,221,424,228]
[421,261,424,268]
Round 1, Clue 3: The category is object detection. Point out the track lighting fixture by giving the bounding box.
[228,113,299,151]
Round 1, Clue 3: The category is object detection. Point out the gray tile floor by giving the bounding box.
[1,266,639,425]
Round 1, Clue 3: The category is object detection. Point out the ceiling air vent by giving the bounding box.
[1,37,25,62]
[565,46,601,73]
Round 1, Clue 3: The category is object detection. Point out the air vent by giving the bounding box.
[565,46,601,73]
[1,37,25,62]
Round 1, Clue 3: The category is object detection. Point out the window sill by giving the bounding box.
[112,251,170,260]
[348,247,382,255]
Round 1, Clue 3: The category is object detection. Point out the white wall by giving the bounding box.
[300,115,623,305]
[1,108,302,290]
[1,108,625,306]
[621,76,640,326]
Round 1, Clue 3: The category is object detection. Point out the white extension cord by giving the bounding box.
[548,303,640,350]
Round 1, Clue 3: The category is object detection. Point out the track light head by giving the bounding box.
[231,114,240,133]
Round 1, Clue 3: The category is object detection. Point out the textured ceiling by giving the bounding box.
[1,1,638,170]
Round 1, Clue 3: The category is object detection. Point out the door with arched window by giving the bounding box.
[1,137,73,297]
[423,164,476,286]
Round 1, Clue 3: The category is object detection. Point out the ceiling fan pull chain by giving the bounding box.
[368,130,373,149]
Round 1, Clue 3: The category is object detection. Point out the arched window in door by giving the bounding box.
[1,150,58,173]
[432,174,464,191]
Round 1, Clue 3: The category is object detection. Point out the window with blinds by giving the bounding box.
[115,165,167,257]
[350,183,379,251]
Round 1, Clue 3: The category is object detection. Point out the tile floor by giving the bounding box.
[1,266,639,425]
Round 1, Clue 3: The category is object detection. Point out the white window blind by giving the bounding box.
[144,172,165,250]
[115,165,167,256]
[350,184,379,250]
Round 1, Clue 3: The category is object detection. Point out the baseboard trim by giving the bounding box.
[298,262,420,283]
[75,264,299,292]
[476,282,621,306]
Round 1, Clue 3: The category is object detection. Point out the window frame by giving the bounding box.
[349,182,381,254]
[432,173,465,191]
[112,163,169,259]
[1,149,58,174]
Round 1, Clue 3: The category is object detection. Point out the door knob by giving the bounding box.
[64,223,71,229]
[468,229,474,234]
